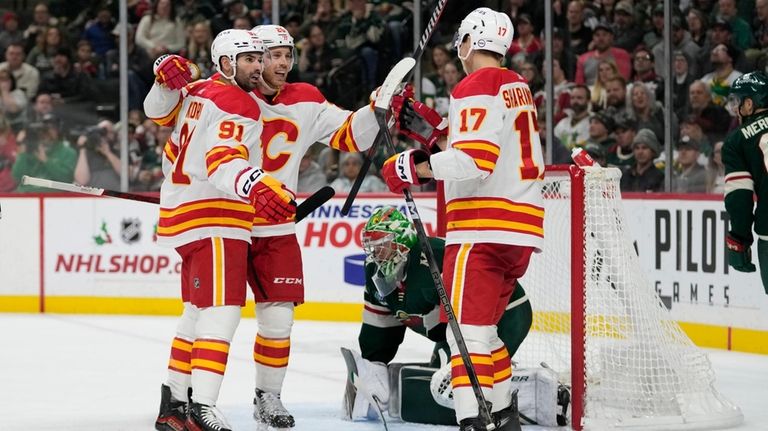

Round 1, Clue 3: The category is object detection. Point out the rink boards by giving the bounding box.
[0,192,766,354]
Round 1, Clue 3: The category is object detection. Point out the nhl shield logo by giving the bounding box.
[120,218,142,244]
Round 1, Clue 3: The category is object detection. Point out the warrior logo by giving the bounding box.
[120,218,142,244]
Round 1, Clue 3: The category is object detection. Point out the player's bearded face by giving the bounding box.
[263,47,293,88]
[234,52,264,92]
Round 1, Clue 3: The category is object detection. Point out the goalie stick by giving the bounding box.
[341,0,449,215]
[371,72,497,430]
[20,176,334,222]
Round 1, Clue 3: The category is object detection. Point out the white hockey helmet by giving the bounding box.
[251,25,295,71]
[454,7,514,59]
[211,29,265,80]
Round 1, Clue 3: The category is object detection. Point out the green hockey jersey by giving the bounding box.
[723,110,768,241]
[359,237,531,364]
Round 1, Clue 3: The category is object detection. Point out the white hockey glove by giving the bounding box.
[350,349,390,411]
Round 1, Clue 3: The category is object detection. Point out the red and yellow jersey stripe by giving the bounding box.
[163,138,180,165]
[205,144,250,177]
[328,113,360,152]
[158,198,255,237]
[445,197,544,237]
[452,140,500,174]
[148,93,183,127]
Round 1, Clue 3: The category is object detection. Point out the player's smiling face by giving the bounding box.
[263,46,293,89]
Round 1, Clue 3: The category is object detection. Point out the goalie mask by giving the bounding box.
[454,7,514,61]
[362,206,417,297]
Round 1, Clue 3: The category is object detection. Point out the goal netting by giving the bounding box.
[513,166,743,430]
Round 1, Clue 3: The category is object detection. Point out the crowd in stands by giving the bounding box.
[0,0,759,195]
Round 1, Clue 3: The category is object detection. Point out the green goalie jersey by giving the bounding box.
[723,109,768,242]
[359,237,531,364]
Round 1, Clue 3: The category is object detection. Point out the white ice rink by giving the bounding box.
[2,314,767,431]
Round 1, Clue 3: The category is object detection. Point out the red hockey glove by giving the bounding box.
[390,84,414,125]
[726,233,756,272]
[381,149,431,194]
[236,168,296,223]
[397,99,448,153]
[153,54,200,90]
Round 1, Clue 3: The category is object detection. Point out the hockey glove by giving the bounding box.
[349,349,390,411]
[381,149,431,194]
[397,100,448,153]
[236,167,296,223]
[153,54,200,90]
[390,84,414,125]
[726,233,756,273]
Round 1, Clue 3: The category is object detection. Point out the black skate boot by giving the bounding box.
[155,384,187,431]
[253,388,295,429]
[186,402,232,431]
[494,389,522,431]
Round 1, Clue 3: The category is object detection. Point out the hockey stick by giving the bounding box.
[340,0,449,216]
[22,175,161,203]
[373,82,496,429]
[20,176,334,222]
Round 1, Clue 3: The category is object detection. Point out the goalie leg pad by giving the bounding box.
[340,347,382,422]
[430,364,566,427]
[399,365,456,425]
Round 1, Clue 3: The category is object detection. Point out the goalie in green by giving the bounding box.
[341,206,567,428]
[724,71,768,294]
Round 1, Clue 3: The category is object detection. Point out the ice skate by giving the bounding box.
[186,402,232,431]
[155,384,187,431]
[253,388,295,429]
[493,390,522,431]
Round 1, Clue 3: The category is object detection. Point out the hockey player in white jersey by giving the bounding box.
[145,29,295,431]
[382,7,545,431]
[144,23,399,429]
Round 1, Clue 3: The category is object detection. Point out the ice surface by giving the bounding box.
[1,314,766,430]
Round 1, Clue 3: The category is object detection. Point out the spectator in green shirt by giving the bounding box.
[12,116,76,192]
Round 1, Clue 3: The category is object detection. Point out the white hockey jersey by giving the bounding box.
[430,67,545,250]
[144,79,263,248]
[145,77,380,238]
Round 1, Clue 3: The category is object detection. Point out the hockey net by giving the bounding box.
[509,166,743,430]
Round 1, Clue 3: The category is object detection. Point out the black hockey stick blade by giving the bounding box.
[296,186,334,222]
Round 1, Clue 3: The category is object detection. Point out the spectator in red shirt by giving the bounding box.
[575,23,631,86]
[508,14,542,59]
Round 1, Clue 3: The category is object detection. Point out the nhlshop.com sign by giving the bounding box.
[44,198,181,298]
